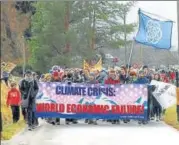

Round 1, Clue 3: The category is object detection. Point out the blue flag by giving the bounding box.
[135,9,173,49]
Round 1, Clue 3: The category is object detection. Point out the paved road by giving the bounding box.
[3,119,179,145]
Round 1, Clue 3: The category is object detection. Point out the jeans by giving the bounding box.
[153,106,162,118]
[11,106,20,123]
[27,108,35,127]
[22,107,27,121]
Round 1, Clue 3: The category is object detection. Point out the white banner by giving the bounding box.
[150,80,176,109]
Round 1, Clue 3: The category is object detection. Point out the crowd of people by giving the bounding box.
[2,64,179,131]
[39,65,177,125]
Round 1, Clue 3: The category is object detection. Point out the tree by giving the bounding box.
[28,1,137,72]
[109,1,137,64]
[29,1,96,72]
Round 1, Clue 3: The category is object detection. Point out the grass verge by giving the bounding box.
[164,105,179,130]
[1,81,25,140]
[2,120,25,140]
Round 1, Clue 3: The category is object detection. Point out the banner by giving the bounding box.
[1,62,16,73]
[36,83,148,120]
[135,9,173,49]
[83,58,102,73]
[150,80,176,109]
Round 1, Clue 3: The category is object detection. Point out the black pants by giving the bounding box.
[153,106,162,118]
[22,107,27,121]
[27,108,36,127]
[33,118,39,126]
[11,106,20,123]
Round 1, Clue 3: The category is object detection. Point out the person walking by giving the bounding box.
[6,82,21,123]
[134,70,150,125]
[32,72,40,127]
[19,70,39,131]
[1,70,9,86]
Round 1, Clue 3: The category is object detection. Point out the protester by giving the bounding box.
[32,72,40,127]
[134,70,149,124]
[1,70,9,86]
[19,70,39,131]
[105,69,120,85]
[129,71,137,83]
[36,64,178,126]
[6,82,21,123]
[65,72,78,125]
[143,65,152,83]
[105,69,120,124]
[133,70,149,84]
[160,70,170,83]
[85,73,99,125]
[119,66,129,84]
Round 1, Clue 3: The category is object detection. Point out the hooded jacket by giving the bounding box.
[133,77,149,84]
[19,79,39,109]
[6,88,21,106]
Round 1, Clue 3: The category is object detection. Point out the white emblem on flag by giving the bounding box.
[146,20,162,44]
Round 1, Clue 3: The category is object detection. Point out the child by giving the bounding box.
[6,82,21,123]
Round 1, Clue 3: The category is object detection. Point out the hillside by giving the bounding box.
[103,43,179,67]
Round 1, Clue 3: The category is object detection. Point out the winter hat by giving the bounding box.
[143,65,148,70]
[130,71,137,76]
[25,70,32,75]
[52,65,59,71]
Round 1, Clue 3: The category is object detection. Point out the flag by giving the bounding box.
[135,9,173,49]
[83,58,102,73]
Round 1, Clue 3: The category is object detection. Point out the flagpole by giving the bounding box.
[126,40,135,78]
[177,1,179,57]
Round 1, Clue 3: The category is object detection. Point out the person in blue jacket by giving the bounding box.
[133,70,150,125]
[133,70,149,84]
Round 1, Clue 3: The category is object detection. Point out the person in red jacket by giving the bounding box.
[105,69,120,85]
[105,69,120,124]
[6,82,21,123]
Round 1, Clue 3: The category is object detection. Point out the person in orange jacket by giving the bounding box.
[6,82,21,123]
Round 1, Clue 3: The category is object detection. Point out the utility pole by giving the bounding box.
[124,12,127,65]
[22,36,26,76]
[140,45,143,64]
[65,1,70,52]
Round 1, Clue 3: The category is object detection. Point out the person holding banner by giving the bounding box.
[150,73,162,121]
[134,70,150,124]
[143,66,152,83]
[85,73,99,125]
[119,66,129,84]
[105,69,120,124]
[64,72,78,125]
